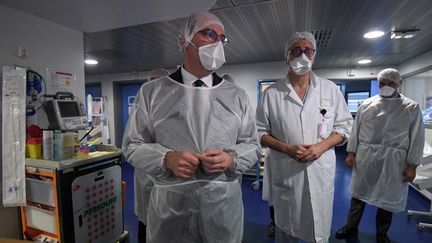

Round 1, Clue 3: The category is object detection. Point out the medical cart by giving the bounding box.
[20,145,128,243]
[407,125,432,230]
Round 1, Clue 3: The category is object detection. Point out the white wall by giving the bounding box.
[399,49,432,106]
[219,63,389,108]
[86,61,389,146]
[399,49,432,79]
[0,5,84,238]
[401,69,432,108]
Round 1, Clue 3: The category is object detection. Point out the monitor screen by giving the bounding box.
[347,91,369,113]
[370,80,379,96]
[58,101,80,117]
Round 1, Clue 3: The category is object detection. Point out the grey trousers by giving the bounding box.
[346,197,393,235]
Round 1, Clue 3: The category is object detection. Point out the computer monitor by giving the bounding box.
[370,80,379,96]
[44,99,88,130]
[347,91,370,113]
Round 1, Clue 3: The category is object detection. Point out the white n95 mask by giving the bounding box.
[289,53,312,75]
[198,41,226,71]
[379,86,396,97]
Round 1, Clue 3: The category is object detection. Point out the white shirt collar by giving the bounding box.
[181,67,213,87]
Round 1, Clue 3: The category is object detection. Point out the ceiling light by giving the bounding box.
[358,59,372,64]
[390,29,420,39]
[363,31,385,39]
[85,59,98,65]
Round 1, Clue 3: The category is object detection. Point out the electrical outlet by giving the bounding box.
[17,46,29,58]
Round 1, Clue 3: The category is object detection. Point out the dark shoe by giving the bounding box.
[335,225,358,239]
[376,233,390,243]
[267,221,275,237]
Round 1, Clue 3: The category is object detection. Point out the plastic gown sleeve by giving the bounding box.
[406,104,425,165]
[122,90,172,179]
[226,95,261,176]
[346,105,362,153]
[331,89,353,145]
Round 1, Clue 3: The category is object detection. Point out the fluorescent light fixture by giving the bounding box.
[363,30,385,39]
[390,29,420,39]
[85,59,98,65]
[358,59,372,64]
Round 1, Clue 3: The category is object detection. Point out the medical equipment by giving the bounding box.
[407,163,432,230]
[43,130,54,160]
[43,92,88,131]
[407,126,432,230]
[2,66,27,206]
[21,145,126,243]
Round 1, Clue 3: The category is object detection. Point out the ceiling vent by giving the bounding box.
[311,29,332,48]
[390,29,420,39]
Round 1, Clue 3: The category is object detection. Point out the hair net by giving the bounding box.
[377,68,401,85]
[147,68,170,81]
[284,31,317,59]
[178,12,225,53]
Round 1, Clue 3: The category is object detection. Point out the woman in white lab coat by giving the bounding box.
[256,32,353,243]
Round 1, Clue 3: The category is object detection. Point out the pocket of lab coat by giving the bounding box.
[321,108,335,138]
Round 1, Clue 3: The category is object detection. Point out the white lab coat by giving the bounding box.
[122,72,260,243]
[256,73,353,243]
[261,148,273,205]
[347,94,425,212]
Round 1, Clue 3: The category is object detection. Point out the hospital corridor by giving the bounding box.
[3,1,432,243]
[120,148,432,243]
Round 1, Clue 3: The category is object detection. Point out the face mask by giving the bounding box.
[379,86,396,97]
[289,53,312,75]
[198,41,226,71]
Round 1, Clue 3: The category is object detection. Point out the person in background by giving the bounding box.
[335,68,425,243]
[122,12,260,243]
[133,68,170,243]
[256,31,353,243]
[221,73,234,83]
[147,68,170,82]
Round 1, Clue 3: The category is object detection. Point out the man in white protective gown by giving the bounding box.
[122,12,260,243]
[335,68,425,243]
[256,31,353,243]
[133,68,170,243]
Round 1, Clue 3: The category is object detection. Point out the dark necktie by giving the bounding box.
[193,80,204,87]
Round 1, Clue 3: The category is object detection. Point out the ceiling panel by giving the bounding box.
[81,0,432,75]
[0,0,217,32]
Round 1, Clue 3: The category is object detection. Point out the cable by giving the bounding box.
[79,126,95,143]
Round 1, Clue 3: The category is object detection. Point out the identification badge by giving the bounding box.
[317,121,329,140]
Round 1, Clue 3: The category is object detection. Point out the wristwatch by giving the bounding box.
[223,148,238,169]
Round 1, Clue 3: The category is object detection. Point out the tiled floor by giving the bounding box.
[122,148,432,242]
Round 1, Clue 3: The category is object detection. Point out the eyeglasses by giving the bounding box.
[288,48,316,58]
[199,28,228,46]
